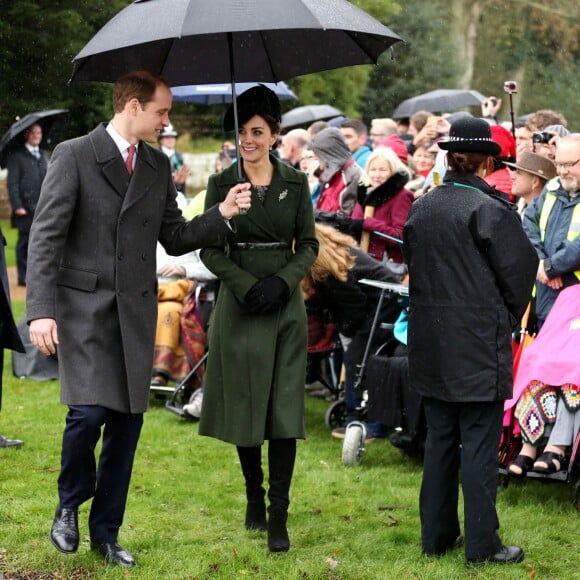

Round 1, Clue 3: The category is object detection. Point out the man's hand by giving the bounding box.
[536,260,549,284]
[14,207,27,217]
[29,318,58,356]
[547,275,563,290]
[537,261,564,289]
[174,165,190,186]
[220,182,252,218]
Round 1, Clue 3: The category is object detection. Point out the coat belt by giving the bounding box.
[231,242,289,250]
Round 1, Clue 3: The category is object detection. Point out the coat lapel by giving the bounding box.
[89,124,130,198]
[123,143,159,211]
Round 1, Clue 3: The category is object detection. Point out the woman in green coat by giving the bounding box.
[199,86,318,553]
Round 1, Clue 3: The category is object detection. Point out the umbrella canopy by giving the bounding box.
[281,104,343,131]
[71,0,402,84]
[392,89,486,119]
[0,109,69,168]
[171,82,297,105]
[71,0,402,180]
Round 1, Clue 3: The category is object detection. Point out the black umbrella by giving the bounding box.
[0,109,69,168]
[392,89,486,119]
[70,0,402,181]
[281,104,343,131]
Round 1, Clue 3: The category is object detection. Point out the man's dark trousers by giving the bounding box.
[58,405,143,543]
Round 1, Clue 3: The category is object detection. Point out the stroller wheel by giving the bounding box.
[325,399,346,429]
[342,421,367,466]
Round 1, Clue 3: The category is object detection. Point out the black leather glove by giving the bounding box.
[335,216,363,238]
[244,276,289,313]
[314,209,339,225]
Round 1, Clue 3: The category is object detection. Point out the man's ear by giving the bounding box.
[126,97,141,116]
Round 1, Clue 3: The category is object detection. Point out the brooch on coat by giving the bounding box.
[279,189,288,202]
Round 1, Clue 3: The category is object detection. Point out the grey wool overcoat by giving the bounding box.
[199,156,318,446]
[26,124,232,414]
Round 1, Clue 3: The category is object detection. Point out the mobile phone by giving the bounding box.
[432,171,441,186]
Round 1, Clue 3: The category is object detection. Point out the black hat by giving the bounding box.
[438,117,501,156]
[223,84,281,132]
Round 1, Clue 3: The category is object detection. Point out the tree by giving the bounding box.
[286,0,402,118]
[0,0,130,138]
[360,0,460,122]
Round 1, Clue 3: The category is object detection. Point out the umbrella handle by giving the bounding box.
[360,206,375,252]
[520,302,531,332]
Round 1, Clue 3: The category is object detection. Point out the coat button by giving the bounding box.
[141,254,147,261]
[142,219,149,226]
[142,290,149,297]
[118,253,124,260]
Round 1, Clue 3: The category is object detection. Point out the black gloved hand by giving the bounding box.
[314,209,339,225]
[335,216,363,238]
[244,276,289,313]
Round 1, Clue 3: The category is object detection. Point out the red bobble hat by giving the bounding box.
[490,125,516,162]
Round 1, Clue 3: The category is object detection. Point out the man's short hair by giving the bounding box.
[113,71,169,113]
[525,109,568,132]
[556,133,580,151]
[340,118,367,137]
[284,128,309,149]
[409,110,430,133]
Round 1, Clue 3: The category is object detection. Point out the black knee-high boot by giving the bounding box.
[267,438,296,552]
[236,445,267,531]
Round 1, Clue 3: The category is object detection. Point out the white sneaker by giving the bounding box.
[183,389,203,418]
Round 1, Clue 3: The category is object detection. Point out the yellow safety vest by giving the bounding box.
[538,191,580,281]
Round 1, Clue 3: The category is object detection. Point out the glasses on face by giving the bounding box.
[554,157,580,170]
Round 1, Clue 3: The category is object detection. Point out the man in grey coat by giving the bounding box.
[26,70,251,568]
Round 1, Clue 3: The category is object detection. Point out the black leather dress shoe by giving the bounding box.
[50,506,79,553]
[0,435,23,448]
[91,542,136,567]
[467,545,524,566]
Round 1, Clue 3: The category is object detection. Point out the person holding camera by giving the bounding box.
[531,124,569,161]
[523,133,580,327]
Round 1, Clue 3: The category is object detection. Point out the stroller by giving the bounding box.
[498,285,580,506]
[338,279,424,465]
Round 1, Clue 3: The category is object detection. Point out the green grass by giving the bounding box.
[1,219,17,268]
[0,317,578,579]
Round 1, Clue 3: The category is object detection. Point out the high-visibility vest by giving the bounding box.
[539,191,580,281]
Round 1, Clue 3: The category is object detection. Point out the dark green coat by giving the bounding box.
[199,157,318,446]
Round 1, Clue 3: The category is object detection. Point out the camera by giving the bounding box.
[503,80,518,94]
[532,131,552,145]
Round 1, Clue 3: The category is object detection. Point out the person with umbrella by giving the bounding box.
[198,85,318,553]
[6,123,48,286]
[26,70,250,568]
[403,117,537,566]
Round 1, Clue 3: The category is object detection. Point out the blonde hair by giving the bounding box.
[309,224,357,283]
[360,146,410,187]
